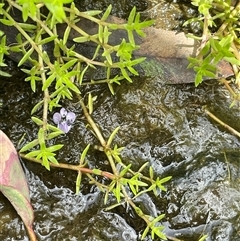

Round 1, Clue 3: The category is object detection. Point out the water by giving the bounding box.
[1,1,240,241]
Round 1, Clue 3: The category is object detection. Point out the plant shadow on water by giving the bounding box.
[1,1,240,241]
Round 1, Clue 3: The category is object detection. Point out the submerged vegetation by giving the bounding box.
[0,0,239,240]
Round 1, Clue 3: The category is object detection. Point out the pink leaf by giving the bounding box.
[0,130,37,240]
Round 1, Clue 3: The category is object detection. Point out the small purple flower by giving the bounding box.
[53,107,76,133]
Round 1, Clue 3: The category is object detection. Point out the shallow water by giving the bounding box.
[1,1,240,241]
[1,62,240,241]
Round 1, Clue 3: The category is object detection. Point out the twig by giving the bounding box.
[203,107,240,138]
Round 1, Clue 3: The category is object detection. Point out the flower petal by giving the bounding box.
[53,112,61,124]
[66,112,76,124]
[60,108,68,118]
[58,122,71,133]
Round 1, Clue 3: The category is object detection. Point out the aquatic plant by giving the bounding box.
[0,1,173,240]
[184,0,240,105]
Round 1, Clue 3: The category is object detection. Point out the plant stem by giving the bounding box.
[19,153,115,179]
[77,93,106,147]
[203,106,240,138]
[36,11,49,131]
[219,78,237,98]
[76,93,119,176]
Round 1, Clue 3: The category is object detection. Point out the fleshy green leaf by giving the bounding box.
[18,47,34,67]
[80,144,90,162]
[76,171,82,194]
[107,126,120,146]
[0,19,14,26]
[47,144,64,153]
[101,4,112,21]
[20,139,39,153]
[32,116,44,126]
